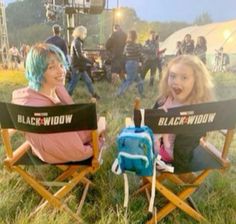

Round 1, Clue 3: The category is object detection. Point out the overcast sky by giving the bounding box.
[108,0,236,23]
[4,0,236,23]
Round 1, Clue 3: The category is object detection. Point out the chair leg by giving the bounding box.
[145,188,151,202]
[145,182,206,223]
[37,167,92,211]
[57,165,94,186]
[35,168,94,213]
[77,182,90,214]
[187,197,200,213]
[15,166,84,223]
[145,171,211,223]
[56,165,81,180]
[158,172,202,208]
[132,182,151,196]
[14,166,90,222]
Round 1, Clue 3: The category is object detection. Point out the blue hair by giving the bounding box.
[25,43,68,91]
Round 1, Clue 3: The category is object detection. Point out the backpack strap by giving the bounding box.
[111,158,122,175]
[140,109,145,126]
[148,156,174,213]
[148,157,157,213]
[123,173,129,208]
[111,162,130,209]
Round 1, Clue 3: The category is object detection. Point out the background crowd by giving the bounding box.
[3,23,231,100]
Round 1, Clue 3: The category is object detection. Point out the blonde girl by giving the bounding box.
[154,55,214,162]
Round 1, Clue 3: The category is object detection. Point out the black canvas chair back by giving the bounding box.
[0,102,97,133]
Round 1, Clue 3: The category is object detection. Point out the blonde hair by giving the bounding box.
[72,26,87,39]
[158,55,214,104]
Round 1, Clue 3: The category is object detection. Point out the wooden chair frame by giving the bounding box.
[129,99,235,223]
[0,103,105,223]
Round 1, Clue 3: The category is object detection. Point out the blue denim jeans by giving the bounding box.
[66,68,95,96]
[117,60,143,96]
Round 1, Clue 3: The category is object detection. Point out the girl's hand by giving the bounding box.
[159,104,168,113]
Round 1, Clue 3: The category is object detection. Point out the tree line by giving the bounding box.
[6,0,212,49]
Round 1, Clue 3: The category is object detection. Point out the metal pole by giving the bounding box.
[66,13,75,46]
[0,0,9,67]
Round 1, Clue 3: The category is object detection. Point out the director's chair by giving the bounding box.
[0,102,105,223]
[129,98,236,223]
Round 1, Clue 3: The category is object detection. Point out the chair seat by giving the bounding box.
[189,145,226,172]
[173,145,227,173]
[15,149,93,166]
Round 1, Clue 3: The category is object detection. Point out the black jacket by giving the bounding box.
[181,40,194,55]
[105,29,127,58]
[70,37,92,71]
[45,35,68,58]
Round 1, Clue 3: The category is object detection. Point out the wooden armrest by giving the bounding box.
[8,129,17,138]
[91,117,106,168]
[4,141,31,168]
[200,139,229,167]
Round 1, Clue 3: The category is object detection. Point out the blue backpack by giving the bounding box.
[111,125,174,212]
[112,125,157,212]
[112,125,155,176]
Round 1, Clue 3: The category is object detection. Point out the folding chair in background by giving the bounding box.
[0,102,105,223]
[130,98,236,223]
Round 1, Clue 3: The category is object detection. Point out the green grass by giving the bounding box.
[0,69,236,224]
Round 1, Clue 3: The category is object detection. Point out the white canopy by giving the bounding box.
[161,19,236,55]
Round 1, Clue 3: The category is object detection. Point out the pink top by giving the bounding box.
[155,97,182,162]
[12,86,94,163]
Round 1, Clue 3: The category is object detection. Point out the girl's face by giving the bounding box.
[168,62,195,104]
[184,35,191,42]
[42,54,66,90]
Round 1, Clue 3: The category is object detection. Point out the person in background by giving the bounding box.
[2,45,8,69]
[214,47,230,72]
[181,34,194,55]
[20,43,31,67]
[105,24,127,83]
[116,30,144,97]
[66,26,100,99]
[155,34,166,81]
[194,36,207,64]
[9,45,20,70]
[153,55,214,163]
[45,24,68,60]
[141,30,159,86]
[11,43,105,164]
[175,41,182,56]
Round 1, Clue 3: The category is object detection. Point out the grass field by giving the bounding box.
[0,69,236,224]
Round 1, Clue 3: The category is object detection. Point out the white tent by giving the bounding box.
[162,19,236,55]
[161,19,236,68]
